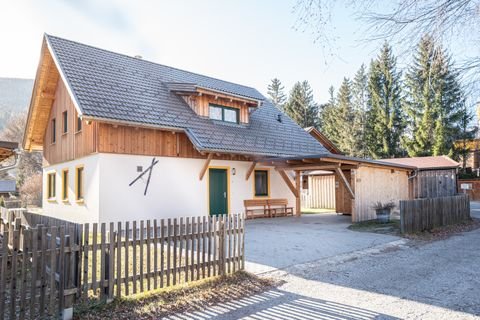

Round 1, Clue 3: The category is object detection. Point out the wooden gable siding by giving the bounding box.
[182,94,250,124]
[96,123,250,161]
[24,40,61,151]
[43,80,96,166]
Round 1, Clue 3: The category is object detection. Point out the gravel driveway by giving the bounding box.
[169,206,480,320]
[244,212,400,274]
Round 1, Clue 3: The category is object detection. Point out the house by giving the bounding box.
[381,156,459,198]
[0,180,16,198]
[23,34,414,224]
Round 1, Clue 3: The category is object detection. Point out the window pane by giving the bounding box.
[52,119,56,143]
[62,171,68,200]
[254,170,268,196]
[224,108,238,123]
[77,116,82,132]
[209,106,222,120]
[63,111,68,133]
[77,167,84,200]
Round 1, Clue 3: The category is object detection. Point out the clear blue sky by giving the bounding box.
[0,1,458,103]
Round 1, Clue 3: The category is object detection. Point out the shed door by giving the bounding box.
[209,168,228,216]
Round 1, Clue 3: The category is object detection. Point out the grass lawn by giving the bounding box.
[74,271,274,319]
[301,208,336,214]
[348,219,401,236]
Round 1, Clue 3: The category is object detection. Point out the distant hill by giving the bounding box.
[0,78,34,131]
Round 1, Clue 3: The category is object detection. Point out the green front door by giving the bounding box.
[209,168,228,216]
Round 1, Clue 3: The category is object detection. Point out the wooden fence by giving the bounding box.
[0,210,245,320]
[301,174,336,209]
[400,194,470,234]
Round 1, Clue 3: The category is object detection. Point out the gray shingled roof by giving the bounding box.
[0,180,16,193]
[46,34,329,157]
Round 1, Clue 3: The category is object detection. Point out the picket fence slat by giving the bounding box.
[0,212,244,320]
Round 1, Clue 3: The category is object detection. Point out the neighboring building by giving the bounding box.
[381,156,459,198]
[23,34,414,224]
[0,180,16,198]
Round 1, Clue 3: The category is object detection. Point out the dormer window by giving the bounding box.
[209,104,239,124]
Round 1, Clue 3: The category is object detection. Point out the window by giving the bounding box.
[76,115,82,132]
[51,118,56,143]
[254,170,269,197]
[75,166,84,201]
[47,172,56,199]
[61,169,68,201]
[62,111,68,134]
[208,104,239,123]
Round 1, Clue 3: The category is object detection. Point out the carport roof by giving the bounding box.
[258,153,416,171]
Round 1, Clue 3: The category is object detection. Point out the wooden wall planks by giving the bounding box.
[43,79,96,166]
[182,94,250,123]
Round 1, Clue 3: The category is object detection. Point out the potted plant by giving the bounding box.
[372,201,395,223]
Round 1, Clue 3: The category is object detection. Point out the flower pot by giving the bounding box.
[375,208,391,223]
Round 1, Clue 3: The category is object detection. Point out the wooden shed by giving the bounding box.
[381,156,459,199]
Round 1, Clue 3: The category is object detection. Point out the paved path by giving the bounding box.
[169,207,480,320]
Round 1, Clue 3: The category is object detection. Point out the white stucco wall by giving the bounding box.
[41,154,297,224]
[42,154,100,223]
[97,154,297,223]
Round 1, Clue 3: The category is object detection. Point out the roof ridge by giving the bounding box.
[45,34,263,98]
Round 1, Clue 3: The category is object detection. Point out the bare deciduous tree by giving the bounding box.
[0,112,42,186]
[294,0,480,88]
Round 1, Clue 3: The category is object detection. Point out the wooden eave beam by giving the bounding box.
[245,161,257,180]
[335,167,355,199]
[199,153,214,180]
[275,164,340,171]
[277,169,298,197]
[196,88,259,107]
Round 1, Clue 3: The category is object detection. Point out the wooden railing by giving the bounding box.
[0,211,245,320]
[400,194,470,234]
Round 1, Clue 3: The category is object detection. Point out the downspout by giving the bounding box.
[0,151,20,173]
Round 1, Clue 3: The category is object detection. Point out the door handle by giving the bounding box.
[224,192,227,198]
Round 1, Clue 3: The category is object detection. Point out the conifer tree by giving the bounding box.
[319,86,338,142]
[284,81,318,128]
[366,43,404,158]
[351,64,369,158]
[403,36,470,157]
[334,78,357,155]
[267,78,287,110]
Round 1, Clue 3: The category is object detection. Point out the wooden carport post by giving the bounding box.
[295,171,301,217]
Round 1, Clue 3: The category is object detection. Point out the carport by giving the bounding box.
[257,154,415,222]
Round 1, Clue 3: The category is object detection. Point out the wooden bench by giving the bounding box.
[244,199,270,219]
[267,199,294,217]
[244,198,294,219]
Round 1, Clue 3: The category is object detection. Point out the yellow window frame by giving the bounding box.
[61,169,69,201]
[253,168,270,198]
[46,171,56,201]
[75,165,85,203]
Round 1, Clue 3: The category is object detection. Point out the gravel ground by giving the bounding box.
[171,226,480,319]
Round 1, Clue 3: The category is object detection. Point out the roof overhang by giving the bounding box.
[304,127,342,154]
[23,37,60,151]
[257,153,416,172]
[165,82,262,107]
[0,141,18,162]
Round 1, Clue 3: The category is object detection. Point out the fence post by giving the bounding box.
[218,216,226,276]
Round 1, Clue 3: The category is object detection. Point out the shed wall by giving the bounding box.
[302,175,336,209]
[412,169,457,198]
[354,166,410,222]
